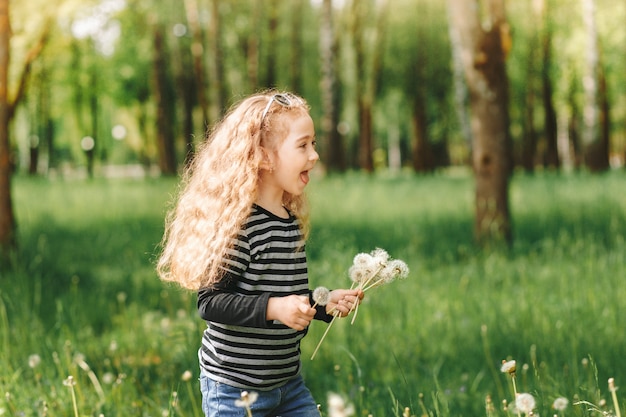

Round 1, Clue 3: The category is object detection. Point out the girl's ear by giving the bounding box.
[258,147,274,172]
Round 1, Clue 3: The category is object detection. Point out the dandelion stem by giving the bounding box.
[350,301,360,325]
[69,385,79,417]
[362,278,385,292]
[511,376,521,417]
[609,378,621,417]
[311,313,339,360]
[358,264,385,291]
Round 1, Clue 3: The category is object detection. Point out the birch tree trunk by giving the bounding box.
[581,0,609,171]
[446,3,473,151]
[448,0,513,246]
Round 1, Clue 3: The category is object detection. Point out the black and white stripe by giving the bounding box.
[199,205,310,390]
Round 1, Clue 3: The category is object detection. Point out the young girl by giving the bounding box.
[157,91,363,417]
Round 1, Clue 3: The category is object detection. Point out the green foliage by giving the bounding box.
[1,172,626,416]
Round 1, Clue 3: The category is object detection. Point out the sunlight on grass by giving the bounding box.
[2,171,625,416]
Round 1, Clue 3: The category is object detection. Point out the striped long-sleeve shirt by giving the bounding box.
[197,204,332,390]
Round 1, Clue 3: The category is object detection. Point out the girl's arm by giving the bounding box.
[197,275,272,327]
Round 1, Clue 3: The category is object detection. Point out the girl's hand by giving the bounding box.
[326,289,364,317]
[267,295,316,331]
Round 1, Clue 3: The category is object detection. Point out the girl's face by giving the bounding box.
[268,112,319,197]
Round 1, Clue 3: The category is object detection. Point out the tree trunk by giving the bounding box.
[597,62,610,169]
[411,91,434,172]
[319,0,345,172]
[540,1,559,169]
[152,25,178,175]
[520,68,537,172]
[351,0,372,171]
[246,0,261,91]
[290,0,304,94]
[172,32,195,165]
[351,0,388,172]
[448,0,513,246]
[411,0,434,173]
[266,0,279,88]
[184,0,210,126]
[446,3,473,152]
[581,0,608,171]
[520,2,540,172]
[210,0,226,116]
[0,0,15,259]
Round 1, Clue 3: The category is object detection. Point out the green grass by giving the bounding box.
[1,170,625,416]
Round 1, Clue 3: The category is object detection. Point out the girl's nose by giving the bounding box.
[310,149,320,162]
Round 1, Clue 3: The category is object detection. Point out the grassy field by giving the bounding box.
[1,170,625,416]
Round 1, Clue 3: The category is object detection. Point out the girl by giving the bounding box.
[157,91,363,417]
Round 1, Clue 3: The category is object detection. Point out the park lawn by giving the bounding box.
[1,170,625,416]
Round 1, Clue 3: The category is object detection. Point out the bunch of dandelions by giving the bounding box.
[310,248,409,360]
[347,248,409,324]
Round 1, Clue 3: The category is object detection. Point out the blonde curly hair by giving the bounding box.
[156,91,311,291]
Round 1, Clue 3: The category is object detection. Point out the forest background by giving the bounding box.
[1,0,625,416]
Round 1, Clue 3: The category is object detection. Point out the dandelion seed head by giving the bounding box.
[327,392,355,417]
[370,248,389,263]
[353,253,374,267]
[349,265,369,285]
[102,372,115,384]
[313,287,331,306]
[501,359,516,375]
[63,376,76,387]
[552,397,569,411]
[181,370,193,382]
[235,390,258,408]
[28,354,41,368]
[515,393,536,414]
[388,259,409,280]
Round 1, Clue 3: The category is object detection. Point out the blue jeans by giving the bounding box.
[199,371,320,417]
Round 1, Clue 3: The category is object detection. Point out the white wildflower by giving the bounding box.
[102,372,115,384]
[28,354,41,369]
[312,287,331,307]
[515,393,536,414]
[348,265,369,285]
[181,370,193,382]
[552,397,568,411]
[500,360,516,375]
[327,392,355,417]
[353,253,374,268]
[370,248,390,264]
[379,259,409,283]
[63,376,76,387]
[235,390,258,411]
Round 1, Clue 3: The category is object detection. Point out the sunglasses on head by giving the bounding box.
[260,94,301,122]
